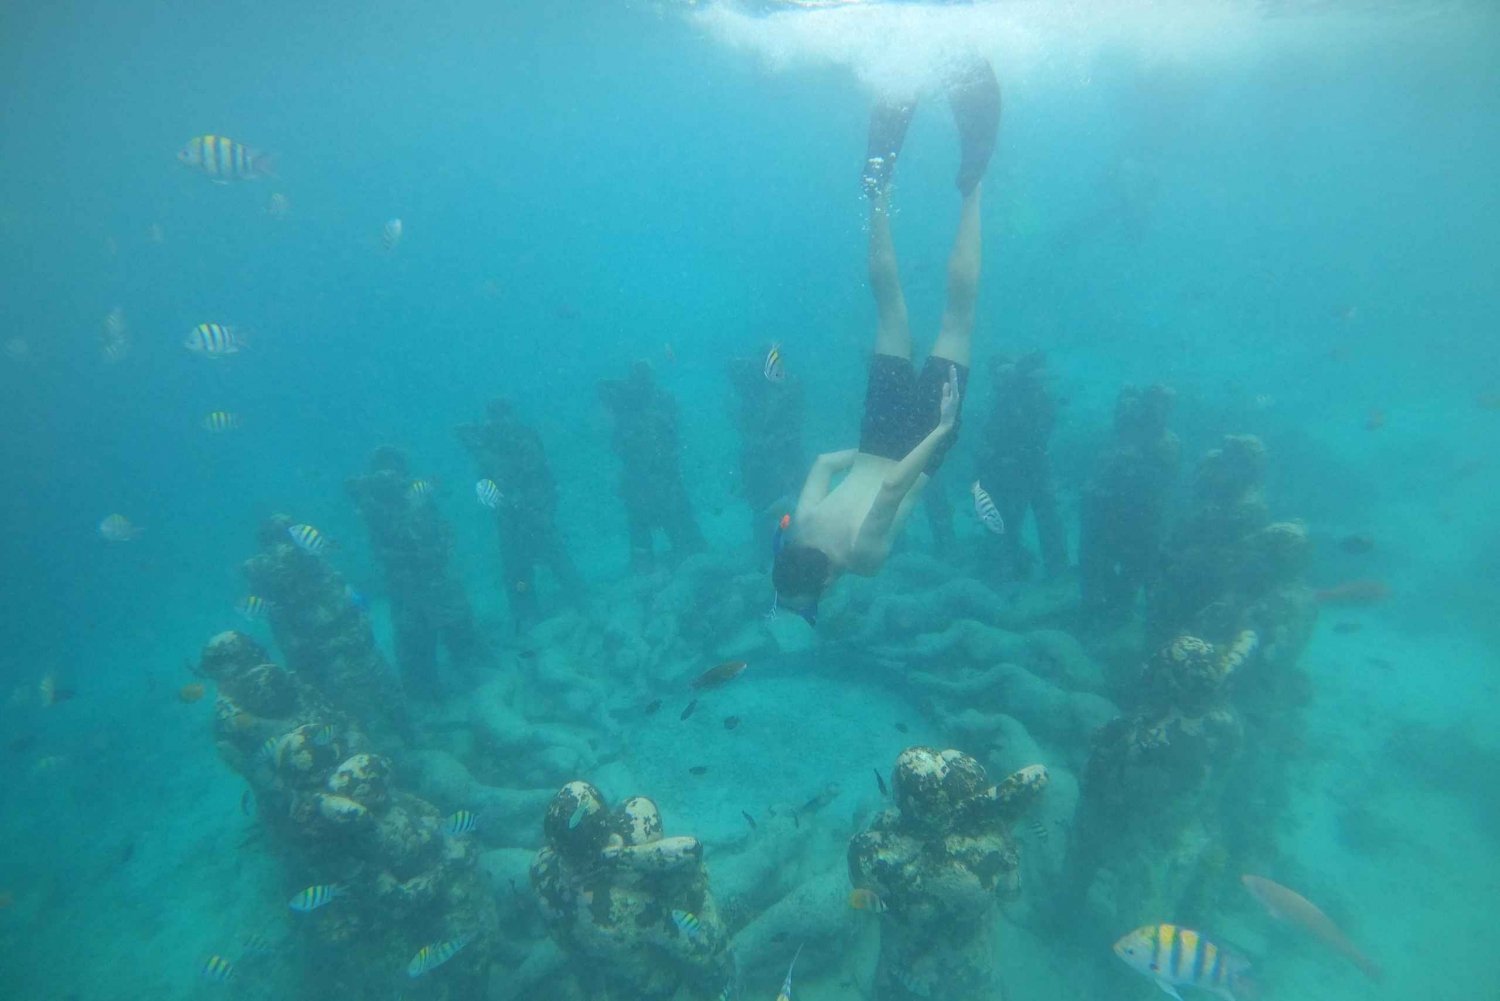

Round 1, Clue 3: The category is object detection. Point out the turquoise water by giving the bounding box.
[1,1,1497,998]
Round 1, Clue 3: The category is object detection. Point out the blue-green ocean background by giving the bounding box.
[1,0,1497,998]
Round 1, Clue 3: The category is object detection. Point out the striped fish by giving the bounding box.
[236,595,269,620]
[407,479,435,501]
[776,943,804,1001]
[258,735,284,765]
[444,810,478,836]
[184,323,242,357]
[1113,923,1251,1001]
[475,479,502,510]
[406,931,475,977]
[177,134,273,182]
[288,883,345,912]
[309,723,336,747]
[763,343,785,382]
[202,411,242,433]
[287,523,330,555]
[382,218,403,253]
[671,909,702,941]
[200,954,235,983]
[970,481,1005,535]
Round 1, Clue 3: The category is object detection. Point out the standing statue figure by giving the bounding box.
[346,446,484,696]
[1077,384,1180,624]
[598,361,705,572]
[973,351,1068,579]
[456,399,583,630]
[726,351,805,560]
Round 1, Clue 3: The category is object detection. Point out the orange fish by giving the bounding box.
[178,683,206,703]
[849,888,887,913]
[1312,579,1390,606]
[690,660,747,690]
[1242,874,1381,982]
[0,890,13,909]
[38,674,74,707]
[1476,392,1500,411]
[1363,409,1385,431]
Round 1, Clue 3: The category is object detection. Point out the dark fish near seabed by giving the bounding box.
[893,722,908,733]
[644,698,662,715]
[689,766,708,775]
[1338,533,1375,554]
[1028,818,1049,841]
[873,769,888,797]
[1332,621,1363,634]
[723,716,740,730]
[240,790,254,816]
[741,810,757,830]
[680,699,698,720]
[691,660,747,690]
[1241,874,1382,982]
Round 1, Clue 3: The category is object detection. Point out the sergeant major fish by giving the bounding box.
[288,883,345,912]
[178,134,274,182]
[406,931,475,977]
[185,323,242,357]
[971,481,1004,535]
[444,810,478,836]
[288,523,330,555]
[475,479,503,509]
[200,954,235,982]
[776,943,804,1001]
[1113,923,1252,1001]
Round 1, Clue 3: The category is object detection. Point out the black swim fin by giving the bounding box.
[862,98,917,200]
[948,57,1001,195]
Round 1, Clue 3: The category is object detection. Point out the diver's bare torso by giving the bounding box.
[792,452,932,577]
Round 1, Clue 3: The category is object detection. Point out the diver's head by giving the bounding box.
[772,543,830,626]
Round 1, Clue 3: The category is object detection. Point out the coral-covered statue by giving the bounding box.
[848,748,1048,1000]
[530,781,734,1000]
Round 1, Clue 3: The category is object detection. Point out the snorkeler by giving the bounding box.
[772,57,1000,624]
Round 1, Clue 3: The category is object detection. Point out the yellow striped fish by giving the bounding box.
[406,930,475,978]
[1113,923,1252,1001]
[185,323,241,357]
[177,135,274,182]
[444,810,478,836]
[202,411,242,433]
[776,943,803,1001]
[200,953,235,982]
[236,595,269,620]
[287,523,330,555]
[288,883,345,912]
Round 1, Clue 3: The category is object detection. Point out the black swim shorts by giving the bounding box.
[858,353,969,473]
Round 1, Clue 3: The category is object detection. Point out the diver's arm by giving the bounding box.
[795,449,858,516]
[853,368,960,548]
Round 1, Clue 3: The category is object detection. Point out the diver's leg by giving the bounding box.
[870,192,912,360]
[862,98,916,200]
[930,184,982,368]
[948,57,1001,196]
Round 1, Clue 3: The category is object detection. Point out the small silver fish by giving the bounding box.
[567,801,589,830]
[971,481,1004,535]
[382,218,403,253]
[98,513,143,542]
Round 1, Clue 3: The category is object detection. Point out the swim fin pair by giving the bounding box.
[861,57,1001,198]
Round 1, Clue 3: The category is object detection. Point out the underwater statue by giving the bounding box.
[456,397,584,629]
[597,362,706,572]
[196,630,497,1000]
[848,748,1048,1001]
[530,781,734,1000]
[973,351,1068,580]
[242,513,410,744]
[726,351,806,559]
[346,444,484,696]
[1078,382,1180,624]
[1066,434,1317,939]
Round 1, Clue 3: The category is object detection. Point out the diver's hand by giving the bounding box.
[938,365,961,430]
